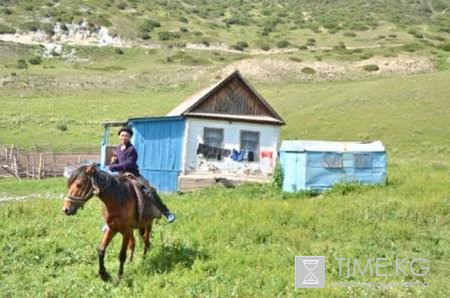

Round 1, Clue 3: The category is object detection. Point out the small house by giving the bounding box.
[100,70,285,192]
[279,140,386,192]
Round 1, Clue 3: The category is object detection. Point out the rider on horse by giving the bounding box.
[106,126,176,223]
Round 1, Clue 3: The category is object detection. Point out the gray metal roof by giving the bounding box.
[280,140,386,152]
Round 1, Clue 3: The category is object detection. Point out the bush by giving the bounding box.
[273,162,284,190]
[28,56,42,65]
[16,59,28,69]
[306,38,316,46]
[3,8,13,15]
[192,31,203,36]
[178,16,188,23]
[87,14,112,27]
[343,32,357,37]
[389,34,397,38]
[22,22,40,32]
[157,31,180,41]
[301,67,315,74]
[139,19,161,33]
[235,41,249,48]
[56,123,68,131]
[363,64,379,72]
[231,44,244,51]
[179,27,188,32]
[139,32,150,40]
[288,56,302,62]
[276,40,290,48]
[440,43,450,51]
[298,45,308,50]
[0,24,15,34]
[115,48,124,55]
[259,43,271,51]
[359,53,372,60]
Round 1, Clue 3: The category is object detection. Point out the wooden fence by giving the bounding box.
[0,143,99,179]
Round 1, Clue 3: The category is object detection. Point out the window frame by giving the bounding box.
[203,127,224,148]
[240,130,260,162]
[322,153,343,168]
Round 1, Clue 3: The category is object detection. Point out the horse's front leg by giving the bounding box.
[117,230,132,280]
[98,227,116,281]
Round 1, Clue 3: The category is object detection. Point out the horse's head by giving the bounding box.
[63,163,98,216]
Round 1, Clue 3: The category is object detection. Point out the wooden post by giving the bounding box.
[26,154,30,180]
[38,153,43,180]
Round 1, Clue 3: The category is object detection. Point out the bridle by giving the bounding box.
[64,171,101,207]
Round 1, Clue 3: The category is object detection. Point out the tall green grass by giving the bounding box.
[0,160,449,297]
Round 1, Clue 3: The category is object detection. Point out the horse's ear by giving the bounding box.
[85,163,97,175]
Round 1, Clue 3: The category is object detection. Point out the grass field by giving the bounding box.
[0,162,449,297]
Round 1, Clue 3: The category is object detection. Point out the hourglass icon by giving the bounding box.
[302,259,319,285]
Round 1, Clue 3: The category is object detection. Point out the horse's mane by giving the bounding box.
[68,165,131,206]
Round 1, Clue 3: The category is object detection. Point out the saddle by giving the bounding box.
[121,173,162,221]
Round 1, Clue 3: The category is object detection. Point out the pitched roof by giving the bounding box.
[167,70,285,125]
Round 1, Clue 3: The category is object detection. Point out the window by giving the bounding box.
[240,131,259,161]
[203,127,224,148]
[354,154,372,168]
[323,153,343,168]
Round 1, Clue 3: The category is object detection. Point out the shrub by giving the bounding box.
[231,44,244,51]
[157,31,180,41]
[276,40,290,48]
[333,41,346,50]
[440,43,450,51]
[16,59,28,69]
[306,38,316,46]
[178,16,188,23]
[343,32,357,37]
[22,21,40,32]
[192,31,203,36]
[200,39,209,47]
[259,43,270,51]
[235,41,249,48]
[389,34,397,38]
[3,8,13,15]
[139,19,161,33]
[87,14,112,27]
[115,48,124,55]
[359,53,372,60]
[288,56,302,62]
[28,56,42,65]
[273,162,284,190]
[298,45,308,50]
[363,64,379,72]
[179,27,188,32]
[0,24,15,34]
[56,123,68,131]
[139,32,150,40]
[301,67,315,74]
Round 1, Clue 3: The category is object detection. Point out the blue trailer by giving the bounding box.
[279,140,386,192]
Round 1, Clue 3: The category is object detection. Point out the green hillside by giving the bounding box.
[1,0,450,50]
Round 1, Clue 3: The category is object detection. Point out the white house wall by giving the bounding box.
[184,118,280,177]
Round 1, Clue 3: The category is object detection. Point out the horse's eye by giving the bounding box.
[76,183,82,188]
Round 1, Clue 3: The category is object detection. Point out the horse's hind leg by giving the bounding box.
[128,232,135,262]
[141,223,153,256]
[118,230,131,280]
[98,228,116,281]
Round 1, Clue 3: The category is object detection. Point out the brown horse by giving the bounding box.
[62,163,161,281]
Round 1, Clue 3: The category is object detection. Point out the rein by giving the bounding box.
[64,170,106,206]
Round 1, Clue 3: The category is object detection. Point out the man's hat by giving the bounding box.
[118,126,133,137]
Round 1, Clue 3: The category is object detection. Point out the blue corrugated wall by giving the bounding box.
[281,151,386,192]
[130,117,185,192]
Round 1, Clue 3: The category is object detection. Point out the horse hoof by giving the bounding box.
[99,271,111,282]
